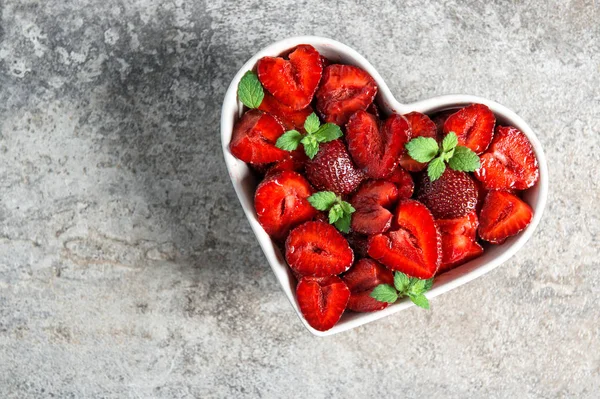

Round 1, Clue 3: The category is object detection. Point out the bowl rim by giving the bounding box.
[220,36,548,337]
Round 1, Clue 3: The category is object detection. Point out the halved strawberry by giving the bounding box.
[436,211,483,272]
[342,259,394,312]
[296,276,350,331]
[416,168,478,219]
[315,64,378,125]
[305,139,365,195]
[386,166,414,199]
[346,111,411,179]
[367,199,441,279]
[443,103,495,154]
[285,221,354,277]
[230,110,287,164]
[398,112,437,172]
[475,126,539,190]
[254,170,318,241]
[346,233,370,258]
[257,45,323,110]
[478,190,533,244]
[267,148,308,174]
[350,180,399,235]
[258,92,313,131]
[430,109,456,137]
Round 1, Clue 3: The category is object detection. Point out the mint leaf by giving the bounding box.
[409,279,427,296]
[448,146,481,172]
[442,132,458,153]
[304,113,321,134]
[301,135,319,159]
[314,123,343,143]
[370,284,398,303]
[334,212,352,233]
[440,147,455,162]
[409,294,430,309]
[307,191,337,211]
[393,272,410,293]
[339,201,355,215]
[329,203,343,224]
[406,137,439,163]
[237,71,264,109]
[276,130,303,151]
[427,156,446,181]
[423,278,434,292]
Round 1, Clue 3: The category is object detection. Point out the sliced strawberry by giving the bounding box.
[296,276,350,331]
[436,211,478,238]
[475,126,539,190]
[350,180,399,235]
[386,166,414,199]
[342,259,394,312]
[399,112,437,172]
[443,103,495,154]
[258,91,313,131]
[285,221,354,277]
[315,64,378,125]
[254,170,318,241]
[346,111,411,179]
[305,139,365,195]
[430,109,456,138]
[346,233,370,258]
[267,148,308,174]
[416,168,478,219]
[230,110,287,164]
[257,45,323,110]
[366,102,380,118]
[367,199,441,279]
[472,178,488,212]
[436,211,483,272]
[478,190,533,244]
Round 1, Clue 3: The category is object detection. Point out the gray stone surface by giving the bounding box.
[0,0,598,397]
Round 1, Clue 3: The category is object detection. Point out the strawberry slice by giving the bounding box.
[258,91,313,131]
[436,211,483,272]
[399,112,438,172]
[386,166,414,199]
[267,148,308,174]
[257,45,323,110]
[430,109,456,138]
[367,199,441,279]
[342,259,394,312]
[350,180,399,235]
[254,170,318,241]
[416,169,478,219]
[305,139,365,195]
[315,64,378,125]
[229,110,287,164]
[475,126,539,190]
[478,191,533,244]
[285,221,354,277]
[346,111,411,179]
[346,233,370,258]
[443,103,495,154]
[296,276,350,331]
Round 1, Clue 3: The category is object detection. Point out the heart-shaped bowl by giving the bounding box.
[220,36,548,336]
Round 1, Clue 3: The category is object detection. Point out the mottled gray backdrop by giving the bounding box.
[0,0,598,398]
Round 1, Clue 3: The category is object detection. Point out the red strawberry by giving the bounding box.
[416,168,478,219]
[254,170,318,241]
[350,180,399,235]
[368,199,441,279]
[230,110,287,164]
[475,126,539,190]
[257,44,323,110]
[296,276,350,331]
[342,259,394,312]
[430,109,456,137]
[346,233,370,258]
[386,166,414,199]
[267,148,308,174]
[366,102,380,118]
[436,211,483,273]
[315,65,378,125]
[399,112,437,172]
[443,103,495,154]
[346,111,411,179]
[305,139,365,195]
[285,221,354,277]
[478,190,533,244]
[258,91,313,131]
[436,210,478,238]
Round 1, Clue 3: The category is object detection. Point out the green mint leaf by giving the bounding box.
[339,201,355,215]
[393,272,410,293]
[237,71,264,109]
[307,191,337,211]
[423,278,434,292]
[314,123,343,143]
[329,203,343,224]
[448,146,481,172]
[304,113,321,134]
[427,156,446,181]
[275,130,303,151]
[442,132,458,153]
[370,284,399,304]
[334,212,352,233]
[409,279,427,296]
[409,294,430,309]
[406,137,439,163]
[440,147,455,162]
[301,135,319,159]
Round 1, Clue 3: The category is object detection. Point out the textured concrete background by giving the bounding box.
[0,0,598,397]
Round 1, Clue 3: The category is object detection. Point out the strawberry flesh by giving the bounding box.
[436,211,483,273]
[416,168,478,219]
[399,112,438,172]
[230,110,287,164]
[443,103,495,154]
[386,166,414,199]
[267,148,308,175]
[350,180,399,235]
[478,190,533,244]
[296,276,350,331]
[258,91,314,131]
[342,259,394,312]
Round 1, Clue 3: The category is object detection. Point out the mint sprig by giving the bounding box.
[237,71,264,109]
[405,132,480,181]
[275,113,343,159]
[370,271,434,309]
[307,191,355,233]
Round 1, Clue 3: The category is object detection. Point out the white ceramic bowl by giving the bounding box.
[220,36,548,336]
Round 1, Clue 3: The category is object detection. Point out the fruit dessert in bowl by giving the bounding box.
[221,36,548,336]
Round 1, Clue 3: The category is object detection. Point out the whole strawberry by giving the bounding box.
[416,168,478,219]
